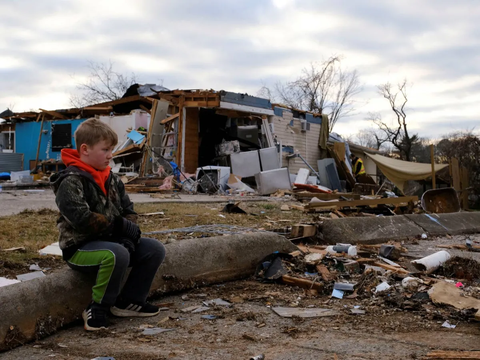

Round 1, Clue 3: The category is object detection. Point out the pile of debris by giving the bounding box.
[255,239,480,326]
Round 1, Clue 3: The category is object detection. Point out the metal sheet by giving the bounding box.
[326,163,342,191]
[255,168,292,195]
[259,147,280,171]
[230,150,261,178]
[317,158,336,188]
[0,153,23,172]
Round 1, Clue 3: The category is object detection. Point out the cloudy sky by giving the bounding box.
[1,0,479,139]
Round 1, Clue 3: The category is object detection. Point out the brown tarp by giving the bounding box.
[365,153,449,192]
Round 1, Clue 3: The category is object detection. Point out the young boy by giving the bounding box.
[51,118,166,331]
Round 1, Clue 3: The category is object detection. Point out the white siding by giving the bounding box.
[270,115,321,175]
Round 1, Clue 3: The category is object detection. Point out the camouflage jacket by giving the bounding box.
[50,166,137,259]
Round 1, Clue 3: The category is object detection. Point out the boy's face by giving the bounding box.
[79,139,115,170]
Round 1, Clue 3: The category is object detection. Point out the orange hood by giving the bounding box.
[61,149,111,195]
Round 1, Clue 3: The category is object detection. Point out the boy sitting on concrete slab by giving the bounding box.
[51,118,166,331]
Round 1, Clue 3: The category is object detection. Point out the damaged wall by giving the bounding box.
[16,119,85,170]
[272,109,322,175]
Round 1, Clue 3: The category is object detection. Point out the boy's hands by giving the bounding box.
[122,218,141,241]
[114,216,141,242]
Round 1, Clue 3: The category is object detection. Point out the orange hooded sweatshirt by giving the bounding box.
[61,149,111,195]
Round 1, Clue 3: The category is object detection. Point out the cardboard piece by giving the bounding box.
[428,281,480,320]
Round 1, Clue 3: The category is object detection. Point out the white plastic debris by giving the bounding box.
[0,277,21,288]
[375,281,391,293]
[442,320,456,329]
[421,233,428,239]
[39,242,62,256]
[411,250,451,273]
[402,277,423,289]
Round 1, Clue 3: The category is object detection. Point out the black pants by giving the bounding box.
[67,237,166,306]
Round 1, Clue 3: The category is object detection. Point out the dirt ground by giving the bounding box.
[2,194,480,359]
[3,277,480,360]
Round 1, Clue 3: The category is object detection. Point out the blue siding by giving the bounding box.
[306,113,322,124]
[16,119,86,170]
[220,91,272,109]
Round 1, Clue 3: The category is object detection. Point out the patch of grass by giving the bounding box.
[0,201,311,275]
[260,203,276,210]
[0,208,61,275]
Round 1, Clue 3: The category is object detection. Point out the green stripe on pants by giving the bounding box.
[68,249,116,304]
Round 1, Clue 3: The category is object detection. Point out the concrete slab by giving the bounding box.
[322,216,425,245]
[0,189,284,217]
[0,232,296,351]
[406,212,480,236]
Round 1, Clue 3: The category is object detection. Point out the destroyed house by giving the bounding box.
[3,89,329,182]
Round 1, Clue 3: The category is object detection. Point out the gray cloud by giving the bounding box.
[0,0,478,140]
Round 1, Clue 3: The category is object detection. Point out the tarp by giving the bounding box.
[366,153,449,192]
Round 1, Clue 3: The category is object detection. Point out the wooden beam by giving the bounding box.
[175,97,185,167]
[460,166,470,210]
[451,158,461,191]
[431,144,436,190]
[34,114,45,172]
[140,100,158,176]
[139,105,151,114]
[160,113,179,125]
[39,108,67,120]
[82,106,113,111]
[305,195,418,210]
[281,275,323,291]
[184,100,220,107]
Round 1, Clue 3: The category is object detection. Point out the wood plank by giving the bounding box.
[82,106,113,111]
[460,166,469,210]
[281,275,323,291]
[160,113,179,125]
[34,113,45,171]
[140,100,158,176]
[305,196,418,209]
[451,158,461,191]
[139,104,151,114]
[184,100,220,107]
[333,142,346,162]
[294,192,360,201]
[112,138,145,157]
[372,262,409,274]
[175,97,185,167]
[316,264,336,281]
[39,108,67,120]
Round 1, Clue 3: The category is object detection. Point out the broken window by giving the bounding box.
[51,123,72,151]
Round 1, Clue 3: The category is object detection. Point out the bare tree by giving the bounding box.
[370,79,418,161]
[274,56,361,132]
[437,131,480,207]
[70,61,138,108]
[353,128,389,150]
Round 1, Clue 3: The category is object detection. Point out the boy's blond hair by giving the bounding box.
[75,118,118,148]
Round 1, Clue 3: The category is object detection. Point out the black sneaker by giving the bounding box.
[110,298,160,317]
[82,302,109,331]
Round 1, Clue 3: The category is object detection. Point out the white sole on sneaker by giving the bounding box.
[82,310,107,331]
[110,306,160,317]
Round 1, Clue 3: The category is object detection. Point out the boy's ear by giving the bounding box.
[79,143,89,156]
